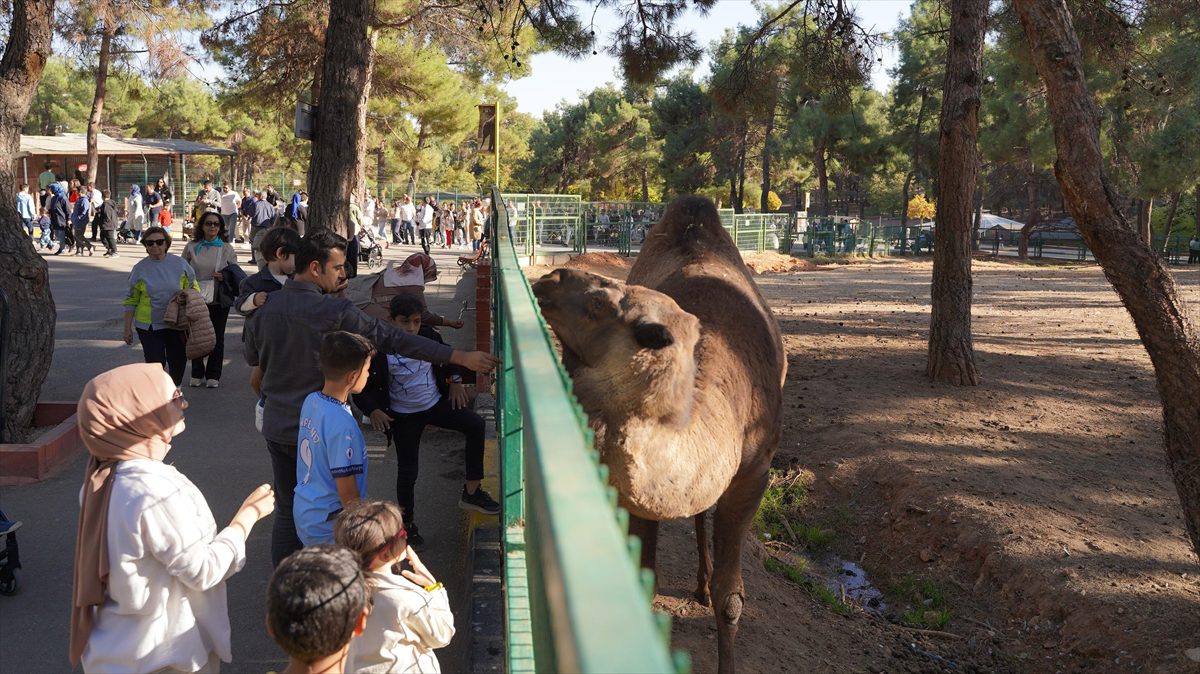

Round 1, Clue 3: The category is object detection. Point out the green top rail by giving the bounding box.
[490,187,685,674]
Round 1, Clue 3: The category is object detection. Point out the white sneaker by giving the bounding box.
[189,378,204,387]
[206,379,220,389]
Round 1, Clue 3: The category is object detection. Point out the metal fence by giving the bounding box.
[490,188,687,674]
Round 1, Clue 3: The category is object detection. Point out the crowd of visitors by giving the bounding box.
[20,166,490,266]
[61,192,499,671]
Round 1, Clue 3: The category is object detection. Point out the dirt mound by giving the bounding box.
[741,251,816,274]
[525,252,634,282]
[561,251,634,279]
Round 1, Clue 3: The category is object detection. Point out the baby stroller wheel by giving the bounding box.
[367,246,383,270]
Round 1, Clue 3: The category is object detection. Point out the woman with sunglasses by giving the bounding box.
[182,212,239,389]
[121,226,199,386]
[70,363,275,673]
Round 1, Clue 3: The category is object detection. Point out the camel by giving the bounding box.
[532,195,785,673]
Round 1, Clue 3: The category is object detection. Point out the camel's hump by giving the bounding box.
[640,195,740,261]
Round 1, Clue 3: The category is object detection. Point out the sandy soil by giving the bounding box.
[528,253,1200,673]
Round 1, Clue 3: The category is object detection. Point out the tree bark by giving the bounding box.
[87,21,115,190]
[1194,184,1199,237]
[1018,154,1040,261]
[761,112,774,212]
[353,28,379,197]
[971,185,982,251]
[306,0,373,238]
[1161,191,1181,254]
[1136,197,1153,246]
[901,86,932,232]
[1015,0,1200,558]
[408,125,428,188]
[814,138,829,218]
[926,0,986,387]
[0,0,55,442]
[640,167,649,203]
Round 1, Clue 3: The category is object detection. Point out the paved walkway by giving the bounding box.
[0,236,485,673]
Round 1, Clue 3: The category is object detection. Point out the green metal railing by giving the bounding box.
[491,188,687,674]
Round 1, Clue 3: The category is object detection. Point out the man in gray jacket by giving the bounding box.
[245,228,498,564]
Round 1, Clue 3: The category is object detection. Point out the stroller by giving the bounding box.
[0,512,21,596]
[357,228,384,270]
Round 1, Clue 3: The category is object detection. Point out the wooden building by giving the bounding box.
[16,133,235,216]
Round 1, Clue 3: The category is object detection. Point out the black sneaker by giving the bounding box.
[459,487,500,515]
[405,523,425,548]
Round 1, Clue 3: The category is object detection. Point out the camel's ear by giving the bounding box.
[633,322,674,350]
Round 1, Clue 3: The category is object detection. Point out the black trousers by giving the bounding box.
[419,228,432,255]
[191,304,229,381]
[1189,251,1199,264]
[101,230,118,255]
[137,327,187,386]
[266,439,302,566]
[387,395,485,525]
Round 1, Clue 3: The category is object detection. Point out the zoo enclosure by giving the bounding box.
[489,189,689,673]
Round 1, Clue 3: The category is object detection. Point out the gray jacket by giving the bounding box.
[244,280,454,446]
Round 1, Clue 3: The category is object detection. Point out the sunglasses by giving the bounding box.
[202,221,221,228]
[142,239,167,247]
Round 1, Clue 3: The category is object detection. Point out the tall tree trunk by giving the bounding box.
[971,184,983,251]
[1194,184,1199,237]
[307,0,373,238]
[0,0,55,442]
[735,147,747,214]
[86,22,115,189]
[640,167,649,203]
[376,146,384,197]
[1015,0,1200,557]
[408,125,428,189]
[901,86,932,232]
[927,0,985,387]
[760,112,774,212]
[1160,191,1181,254]
[1136,197,1153,246]
[353,29,379,197]
[814,139,829,218]
[1018,153,1040,261]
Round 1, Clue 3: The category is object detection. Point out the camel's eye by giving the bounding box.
[584,288,619,319]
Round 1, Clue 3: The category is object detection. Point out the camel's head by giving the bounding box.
[532,269,700,414]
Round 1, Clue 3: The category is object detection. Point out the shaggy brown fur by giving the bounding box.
[532,195,785,673]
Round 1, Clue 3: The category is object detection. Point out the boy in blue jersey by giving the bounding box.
[295,331,376,546]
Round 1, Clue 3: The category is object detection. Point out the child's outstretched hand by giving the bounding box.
[369,410,392,432]
[401,547,438,588]
[448,383,470,410]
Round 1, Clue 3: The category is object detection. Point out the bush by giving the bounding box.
[766,191,783,212]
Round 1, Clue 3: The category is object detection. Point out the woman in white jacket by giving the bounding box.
[70,363,275,673]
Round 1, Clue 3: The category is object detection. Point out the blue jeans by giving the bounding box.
[20,218,33,237]
[401,220,416,244]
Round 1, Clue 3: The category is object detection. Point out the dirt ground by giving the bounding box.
[527,253,1200,673]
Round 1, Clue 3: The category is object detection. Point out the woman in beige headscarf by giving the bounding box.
[70,363,275,673]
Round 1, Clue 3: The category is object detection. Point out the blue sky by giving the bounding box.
[502,0,912,118]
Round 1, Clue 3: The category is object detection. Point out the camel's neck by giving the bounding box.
[572,351,741,520]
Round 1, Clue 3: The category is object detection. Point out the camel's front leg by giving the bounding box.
[628,514,660,575]
[694,511,712,606]
[711,468,769,674]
